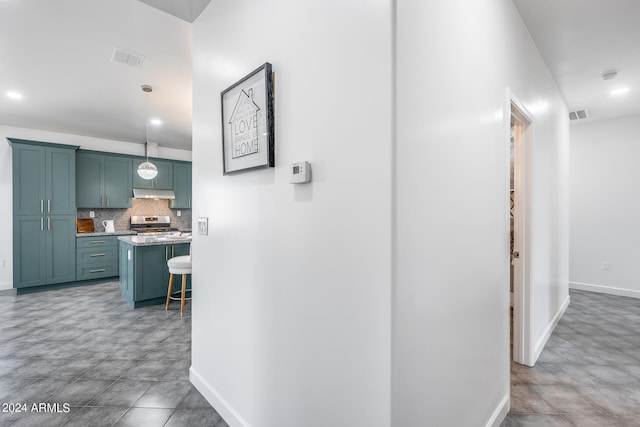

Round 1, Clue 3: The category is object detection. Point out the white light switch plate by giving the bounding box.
[198,217,209,235]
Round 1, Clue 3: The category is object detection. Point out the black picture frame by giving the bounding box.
[221,62,274,174]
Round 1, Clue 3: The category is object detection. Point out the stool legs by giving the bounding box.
[165,273,175,310]
[180,274,187,317]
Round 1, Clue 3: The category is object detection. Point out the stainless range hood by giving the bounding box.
[132,188,176,200]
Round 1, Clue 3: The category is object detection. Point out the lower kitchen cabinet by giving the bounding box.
[76,236,119,281]
[13,215,76,288]
[119,241,190,308]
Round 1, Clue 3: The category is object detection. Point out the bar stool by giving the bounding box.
[165,246,192,316]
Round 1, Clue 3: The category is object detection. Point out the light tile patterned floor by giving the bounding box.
[503,289,640,427]
[0,282,228,427]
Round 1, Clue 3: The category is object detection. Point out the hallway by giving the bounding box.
[503,289,640,426]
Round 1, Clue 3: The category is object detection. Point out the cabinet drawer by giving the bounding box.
[77,236,118,248]
[76,263,118,281]
[76,246,117,266]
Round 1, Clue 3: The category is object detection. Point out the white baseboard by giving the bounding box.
[569,281,640,299]
[531,294,570,365]
[0,282,12,291]
[485,393,510,427]
[190,366,250,427]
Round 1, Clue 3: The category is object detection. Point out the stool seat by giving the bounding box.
[166,252,192,316]
[168,255,192,274]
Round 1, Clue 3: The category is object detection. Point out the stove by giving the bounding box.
[130,216,179,235]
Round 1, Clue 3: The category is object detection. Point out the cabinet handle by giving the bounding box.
[106,196,109,206]
[172,246,175,257]
[165,246,169,261]
[90,240,106,244]
[41,217,44,231]
[47,199,51,213]
[90,268,106,273]
[90,253,106,257]
[47,217,51,231]
[101,195,104,207]
[40,200,44,213]
[188,197,191,207]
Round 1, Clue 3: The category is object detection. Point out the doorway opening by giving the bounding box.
[509,96,533,366]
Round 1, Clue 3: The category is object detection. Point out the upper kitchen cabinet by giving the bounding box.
[11,140,76,216]
[132,158,173,190]
[169,162,192,209]
[77,151,132,208]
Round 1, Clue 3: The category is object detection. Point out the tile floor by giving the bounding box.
[503,289,640,426]
[0,281,228,427]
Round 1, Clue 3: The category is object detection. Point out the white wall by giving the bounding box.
[569,115,640,298]
[191,0,569,426]
[393,1,569,426]
[191,1,392,426]
[0,125,192,289]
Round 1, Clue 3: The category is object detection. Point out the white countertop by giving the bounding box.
[117,233,192,247]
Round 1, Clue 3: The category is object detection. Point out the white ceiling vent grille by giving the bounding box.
[111,47,145,68]
[569,109,589,121]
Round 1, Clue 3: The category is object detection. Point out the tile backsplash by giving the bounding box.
[77,199,191,232]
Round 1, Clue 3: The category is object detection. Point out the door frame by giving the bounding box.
[506,89,534,366]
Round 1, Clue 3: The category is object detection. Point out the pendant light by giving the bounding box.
[138,84,158,180]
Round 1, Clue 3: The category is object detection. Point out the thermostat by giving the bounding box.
[289,161,311,184]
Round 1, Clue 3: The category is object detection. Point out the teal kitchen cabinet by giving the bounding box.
[12,142,76,216]
[9,139,78,289]
[169,162,192,209]
[76,236,119,280]
[119,239,190,308]
[132,158,173,190]
[76,151,132,208]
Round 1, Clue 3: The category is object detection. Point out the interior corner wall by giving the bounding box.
[0,125,192,290]
[569,115,640,298]
[393,0,569,425]
[190,1,393,426]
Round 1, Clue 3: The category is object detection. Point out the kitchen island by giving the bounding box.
[118,234,191,308]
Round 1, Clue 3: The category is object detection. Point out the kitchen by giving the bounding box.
[0,1,196,299]
[8,137,193,309]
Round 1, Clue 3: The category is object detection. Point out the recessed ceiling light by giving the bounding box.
[6,91,23,100]
[150,118,162,126]
[610,87,630,96]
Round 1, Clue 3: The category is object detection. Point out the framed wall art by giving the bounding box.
[221,62,274,174]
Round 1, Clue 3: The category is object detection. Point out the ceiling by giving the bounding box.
[513,0,640,123]
[1,1,637,150]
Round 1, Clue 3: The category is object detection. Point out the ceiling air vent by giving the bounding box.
[569,109,589,121]
[111,47,145,68]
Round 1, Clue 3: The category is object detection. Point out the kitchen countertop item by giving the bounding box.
[76,218,95,233]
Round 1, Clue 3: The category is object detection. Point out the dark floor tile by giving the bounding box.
[506,414,572,426]
[165,408,229,427]
[80,359,138,381]
[47,379,114,407]
[178,388,216,409]
[133,380,193,409]
[562,413,629,427]
[531,385,604,414]
[5,406,79,427]
[62,406,127,427]
[87,379,154,407]
[113,407,174,427]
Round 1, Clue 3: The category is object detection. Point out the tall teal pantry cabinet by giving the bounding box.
[9,139,78,289]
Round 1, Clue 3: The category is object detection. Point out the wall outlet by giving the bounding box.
[601,261,609,270]
[89,211,95,218]
[177,211,182,217]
